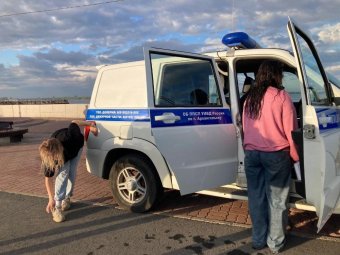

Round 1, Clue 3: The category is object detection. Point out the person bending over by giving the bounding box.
[39,121,97,223]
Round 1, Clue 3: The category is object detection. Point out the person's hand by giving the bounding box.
[46,199,55,213]
[90,124,98,136]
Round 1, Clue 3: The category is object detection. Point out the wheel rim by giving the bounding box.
[116,166,147,204]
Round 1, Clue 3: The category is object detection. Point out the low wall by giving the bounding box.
[0,104,88,119]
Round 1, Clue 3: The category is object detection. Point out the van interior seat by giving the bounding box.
[242,76,254,94]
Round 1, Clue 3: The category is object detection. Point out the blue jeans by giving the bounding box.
[54,148,83,203]
[245,150,291,252]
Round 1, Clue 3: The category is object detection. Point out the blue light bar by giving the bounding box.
[222,32,260,49]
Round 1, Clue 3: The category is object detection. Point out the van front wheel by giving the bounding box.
[109,155,159,213]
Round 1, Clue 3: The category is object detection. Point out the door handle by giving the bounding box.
[154,112,181,124]
[303,124,315,139]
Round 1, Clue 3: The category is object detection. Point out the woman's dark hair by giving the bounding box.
[244,60,284,119]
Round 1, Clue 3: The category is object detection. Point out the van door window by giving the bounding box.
[150,53,222,107]
[296,33,330,105]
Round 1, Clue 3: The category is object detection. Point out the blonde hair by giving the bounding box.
[39,138,64,172]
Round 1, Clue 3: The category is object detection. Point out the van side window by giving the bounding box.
[150,53,222,107]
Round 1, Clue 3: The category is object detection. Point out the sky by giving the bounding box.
[0,0,340,98]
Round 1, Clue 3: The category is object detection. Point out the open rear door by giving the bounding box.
[287,18,340,232]
[144,47,238,195]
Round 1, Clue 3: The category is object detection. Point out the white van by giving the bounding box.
[85,18,340,232]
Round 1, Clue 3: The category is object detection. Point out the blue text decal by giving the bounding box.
[86,109,150,122]
[150,109,232,128]
[316,108,340,132]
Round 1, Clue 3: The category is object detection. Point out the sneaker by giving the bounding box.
[52,207,65,223]
[61,197,71,211]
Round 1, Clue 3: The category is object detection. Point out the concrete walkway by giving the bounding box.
[0,117,339,240]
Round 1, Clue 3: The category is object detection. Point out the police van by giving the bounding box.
[85,18,340,232]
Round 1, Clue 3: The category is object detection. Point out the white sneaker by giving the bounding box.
[52,207,65,223]
[61,197,71,211]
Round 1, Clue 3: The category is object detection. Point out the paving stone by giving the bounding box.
[197,211,209,218]
[206,214,226,221]
[229,207,249,215]
[226,213,238,222]
[235,215,248,224]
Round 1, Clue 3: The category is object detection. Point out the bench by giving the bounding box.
[0,121,28,143]
[0,121,13,130]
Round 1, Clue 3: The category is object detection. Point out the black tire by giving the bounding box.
[109,154,161,213]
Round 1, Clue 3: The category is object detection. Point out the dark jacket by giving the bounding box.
[51,123,84,162]
[44,123,84,177]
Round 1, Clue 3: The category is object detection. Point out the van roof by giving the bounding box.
[99,48,295,69]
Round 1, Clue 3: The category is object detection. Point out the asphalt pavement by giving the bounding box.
[1,192,340,255]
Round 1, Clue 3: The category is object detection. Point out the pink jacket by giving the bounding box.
[242,87,299,162]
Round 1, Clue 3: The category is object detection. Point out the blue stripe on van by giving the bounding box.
[86,108,232,127]
[86,109,150,122]
[150,108,232,128]
[316,108,340,132]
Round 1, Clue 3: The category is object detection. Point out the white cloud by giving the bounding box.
[50,16,63,25]
[260,35,290,49]
[55,64,97,82]
[326,65,340,74]
[317,23,340,43]
[0,0,340,97]
[204,37,221,46]
[0,84,17,90]
[187,25,200,34]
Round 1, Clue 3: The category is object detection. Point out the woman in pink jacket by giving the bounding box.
[243,60,299,254]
